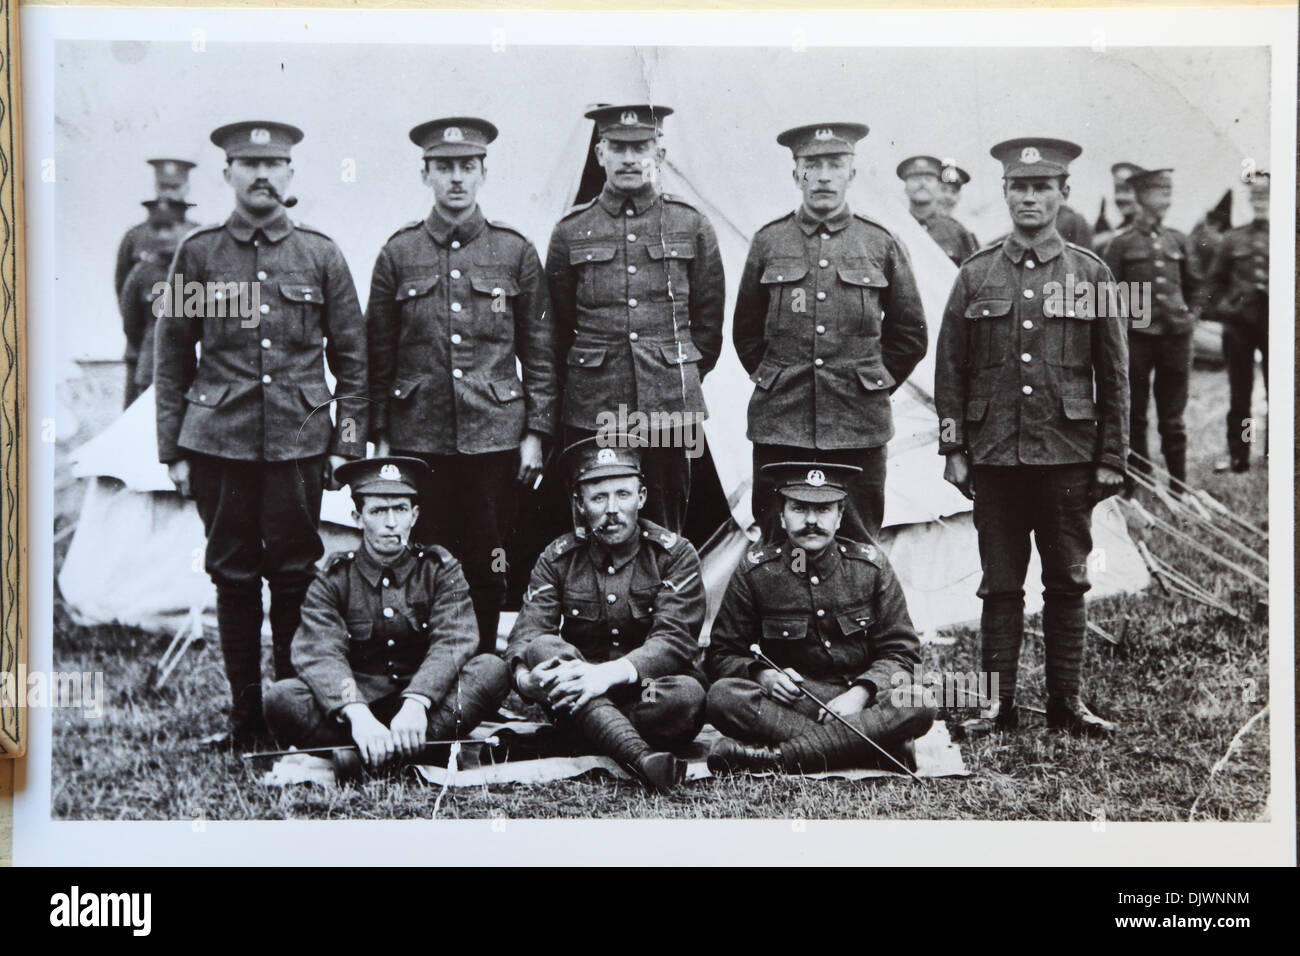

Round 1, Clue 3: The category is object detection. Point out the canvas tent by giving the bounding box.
[58,44,1152,641]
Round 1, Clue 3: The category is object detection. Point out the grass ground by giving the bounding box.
[50,359,1271,821]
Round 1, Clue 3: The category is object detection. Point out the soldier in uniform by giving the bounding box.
[704,462,934,774]
[734,123,928,542]
[897,155,979,267]
[1092,162,1143,256]
[264,457,509,769]
[115,159,198,407]
[1205,172,1269,473]
[934,138,1128,737]
[936,162,971,219]
[366,116,556,653]
[118,196,197,406]
[1102,168,1202,495]
[545,105,725,533]
[506,435,707,791]
[154,121,368,749]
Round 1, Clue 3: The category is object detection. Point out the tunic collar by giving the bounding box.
[1002,229,1065,264]
[226,206,293,244]
[782,535,844,579]
[597,181,660,217]
[589,529,643,574]
[796,202,853,236]
[355,541,418,589]
[424,204,486,247]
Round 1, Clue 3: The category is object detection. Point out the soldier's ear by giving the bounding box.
[848,163,857,184]
[655,145,666,165]
[410,503,420,524]
[420,161,434,189]
[351,509,361,527]
[637,484,648,509]
[222,165,233,187]
[594,140,607,164]
[1059,178,1070,200]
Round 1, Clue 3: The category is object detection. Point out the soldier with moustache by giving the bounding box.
[366,117,556,653]
[934,138,1128,737]
[898,155,980,268]
[154,121,368,749]
[733,123,927,542]
[545,105,725,533]
[506,435,707,791]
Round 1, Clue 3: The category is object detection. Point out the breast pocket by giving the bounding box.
[470,275,520,341]
[569,245,616,305]
[759,260,809,334]
[346,616,373,643]
[837,259,888,335]
[964,297,1013,368]
[645,239,696,299]
[278,281,326,346]
[393,276,439,346]
[1044,310,1095,368]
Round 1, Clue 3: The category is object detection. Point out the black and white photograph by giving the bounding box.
[11,3,1295,866]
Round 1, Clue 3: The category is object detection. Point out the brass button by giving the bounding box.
[816,609,825,617]
[629,332,639,342]
[1025,260,1036,269]
[450,333,462,344]
[450,269,461,279]
[256,270,267,281]
[451,302,462,312]
[408,288,418,296]
[383,607,395,618]
[382,577,390,587]
[259,303,270,314]
[816,291,827,301]
[814,358,824,368]
[810,576,819,585]
[627,265,637,274]
[1022,289,1034,299]
[451,240,461,250]
[1023,320,1033,329]
[261,374,272,384]
[819,258,829,267]
[452,368,463,379]
[606,594,617,604]
[1022,385,1033,395]
[260,338,271,349]
[627,233,636,242]
[628,298,638,307]
[1021,353,1031,363]
[816,325,825,334]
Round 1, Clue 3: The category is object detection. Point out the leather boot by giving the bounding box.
[954,698,1020,740]
[1165,447,1188,498]
[1046,697,1116,736]
[707,737,784,775]
[573,696,684,791]
[216,583,266,749]
[269,581,310,682]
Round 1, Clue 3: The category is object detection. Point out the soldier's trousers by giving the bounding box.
[189,453,325,733]
[564,426,691,534]
[1223,317,1268,464]
[263,654,510,750]
[122,356,143,409]
[519,634,706,750]
[971,464,1092,707]
[394,448,516,656]
[706,677,935,772]
[752,443,886,543]
[1128,331,1192,487]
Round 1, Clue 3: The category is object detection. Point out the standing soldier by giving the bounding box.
[115,159,198,407]
[545,105,725,533]
[1102,168,1202,496]
[734,123,928,542]
[936,161,971,220]
[264,457,509,770]
[154,121,368,750]
[367,117,556,653]
[1206,171,1269,473]
[1093,162,1143,256]
[934,138,1128,737]
[898,155,979,267]
[506,436,707,791]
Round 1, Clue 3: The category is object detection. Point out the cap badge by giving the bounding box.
[379,464,401,480]
[162,162,177,175]
[250,128,271,145]
[596,448,618,464]
[443,126,463,141]
[814,127,835,140]
[806,469,827,487]
[620,110,639,126]
[1020,146,1041,164]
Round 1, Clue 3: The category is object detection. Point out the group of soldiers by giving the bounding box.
[118,103,1269,789]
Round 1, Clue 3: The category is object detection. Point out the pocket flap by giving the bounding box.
[395,276,439,301]
[184,382,229,407]
[1062,397,1098,421]
[836,604,873,635]
[645,241,697,261]
[762,619,808,641]
[300,382,333,408]
[966,398,989,422]
[346,617,372,642]
[965,298,1012,319]
[837,265,888,288]
[280,282,325,304]
[469,275,520,296]
[567,347,607,369]
[563,600,603,622]
[390,376,423,400]
[760,261,809,284]
[750,358,785,391]
[657,341,704,366]
[570,246,616,266]
[489,377,524,402]
[856,366,896,392]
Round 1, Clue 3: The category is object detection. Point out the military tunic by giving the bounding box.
[264,542,508,748]
[918,211,980,267]
[1205,219,1269,465]
[734,204,928,540]
[115,214,196,406]
[1103,221,1202,483]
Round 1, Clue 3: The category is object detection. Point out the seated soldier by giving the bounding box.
[706,462,935,774]
[506,435,707,791]
[264,457,509,770]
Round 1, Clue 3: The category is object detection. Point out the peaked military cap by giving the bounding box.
[896,155,944,180]
[778,122,869,158]
[146,158,196,188]
[761,461,863,504]
[334,456,430,498]
[1110,161,1145,185]
[562,432,645,486]
[1128,167,1173,191]
[990,137,1082,178]
[210,121,304,161]
[409,116,499,159]
[941,162,971,186]
[584,104,672,142]
[141,197,195,221]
